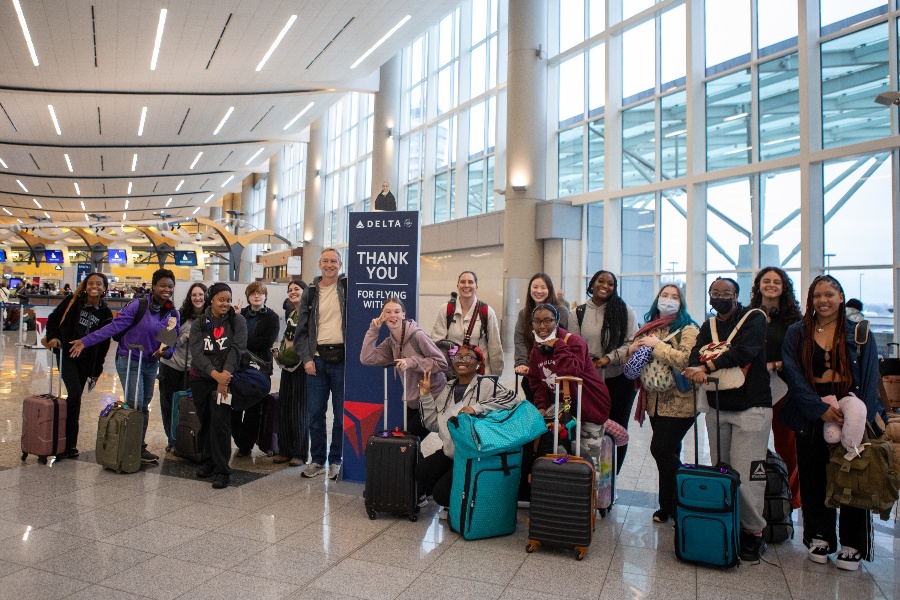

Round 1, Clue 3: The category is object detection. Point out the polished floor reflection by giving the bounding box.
[0,331,896,599]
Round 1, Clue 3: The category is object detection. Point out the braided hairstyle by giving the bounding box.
[586,270,630,354]
[799,275,851,396]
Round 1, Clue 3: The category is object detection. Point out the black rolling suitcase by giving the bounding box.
[364,369,419,522]
[526,375,596,560]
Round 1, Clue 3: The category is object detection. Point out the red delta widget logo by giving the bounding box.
[343,401,384,457]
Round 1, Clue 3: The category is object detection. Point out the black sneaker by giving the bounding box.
[67,448,79,458]
[652,509,669,524]
[140,449,159,463]
[739,532,767,562]
[196,464,215,478]
[807,538,830,564]
[835,546,862,571]
[211,474,230,489]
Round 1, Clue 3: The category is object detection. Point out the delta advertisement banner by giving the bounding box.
[343,211,420,483]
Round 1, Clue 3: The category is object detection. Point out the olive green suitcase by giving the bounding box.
[96,345,144,473]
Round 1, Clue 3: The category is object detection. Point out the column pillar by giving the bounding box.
[302,118,328,282]
[266,147,281,245]
[236,175,255,282]
[503,0,548,345]
[372,54,402,208]
[206,206,222,281]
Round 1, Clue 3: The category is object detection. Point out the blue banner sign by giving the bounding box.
[343,211,420,483]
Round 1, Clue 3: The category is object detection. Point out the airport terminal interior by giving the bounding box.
[0,0,899,598]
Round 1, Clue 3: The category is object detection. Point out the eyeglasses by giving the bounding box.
[249,292,265,297]
[709,291,735,299]
[532,318,557,326]
[453,355,477,364]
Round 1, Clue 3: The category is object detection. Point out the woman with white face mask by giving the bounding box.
[626,284,700,524]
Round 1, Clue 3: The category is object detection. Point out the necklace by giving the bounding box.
[815,317,838,333]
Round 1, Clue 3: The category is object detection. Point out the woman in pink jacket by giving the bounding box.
[360,297,448,439]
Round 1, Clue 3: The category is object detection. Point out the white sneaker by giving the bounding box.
[302,463,325,478]
[438,508,448,520]
[835,546,861,571]
[327,463,342,480]
[808,538,830,564]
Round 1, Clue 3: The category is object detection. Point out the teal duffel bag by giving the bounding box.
[449,400,547,458]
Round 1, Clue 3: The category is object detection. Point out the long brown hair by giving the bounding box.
[523,273,565,347]
[750,266,802,325]
[799,275,850,396]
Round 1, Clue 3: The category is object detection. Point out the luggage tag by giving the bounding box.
[844,443,867,462]
[390,427,405,437]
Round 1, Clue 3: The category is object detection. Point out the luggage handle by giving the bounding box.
[554,375,583,457]
[889,342,900,359]
[48,347,64,398]
[124,344,145,410]
[382,367,408,432]
[691,376,721,466]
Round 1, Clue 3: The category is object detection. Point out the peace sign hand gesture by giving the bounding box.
[418,371,431,396]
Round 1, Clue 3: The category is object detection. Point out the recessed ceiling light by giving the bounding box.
[166,197,173,207]
[205,194,214,203]
[283,102,314,131]
[12,0,39,67]
[127,182,133,194]
[190,152,203,169]
[3,208,11,216]
[351,15,411,69]
[150,8,167,71]
[64,154,73,172]
[131,153,138,171]
[138,107,147,136]
[80,200,86,210]
[245,148,265,165]
[44,211,51,220]
[175,179,184,191]
[192,206,201,214]
[213,107,234,135]
[255,15,297,71]
[0,157,7,168]
[74,182,81,195]
[16,180,28,192]
[221,175,234,187]
[33,198,42,208]
[48,105,61,135]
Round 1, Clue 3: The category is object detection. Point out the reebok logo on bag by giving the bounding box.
[750,460,768,482]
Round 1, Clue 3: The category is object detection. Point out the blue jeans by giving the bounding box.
[115,353,160,449]
[305,356,344,466]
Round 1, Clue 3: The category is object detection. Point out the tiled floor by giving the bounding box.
[0,330,896,599]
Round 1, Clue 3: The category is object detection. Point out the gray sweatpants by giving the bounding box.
[706,406,771,534]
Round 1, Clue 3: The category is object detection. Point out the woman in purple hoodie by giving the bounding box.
[70,268,179,464]
[360,297,448,439]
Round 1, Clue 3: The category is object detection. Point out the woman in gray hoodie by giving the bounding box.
[360,297,448,439]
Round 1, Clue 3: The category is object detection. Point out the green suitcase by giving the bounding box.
[96,344,144,474]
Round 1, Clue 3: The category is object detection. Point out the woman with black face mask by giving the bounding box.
[684,277,771,563]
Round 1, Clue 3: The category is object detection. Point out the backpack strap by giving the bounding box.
[479,301,489,341]
[462,301,485,346]
[445,298,456,330]
[576,304,586,328]
[723,308,765,344]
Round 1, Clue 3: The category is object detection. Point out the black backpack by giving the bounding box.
[112,298,149,343]
[761,450,794,543]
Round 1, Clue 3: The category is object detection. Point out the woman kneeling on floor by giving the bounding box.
[415,344,518,518]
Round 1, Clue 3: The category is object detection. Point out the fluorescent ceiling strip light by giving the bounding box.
[175,179,184,191]
[283,102,314,130]
[723,112,748,122]
[166,197,172,207]
[33,198,41,208]
[221,175,234,187]
[131,153,138,171]
[48,105,61,135]
[74,182,81,195]
[205,194,215,203]
[352,15,411,69]
[127,181,133,194]
[192,206,201,214]
[123,212,127,220]
[138,107,147,136]
[16,218,22,224]
[84,213,89,220]
[12,0,39,66]
[255,15,297,71]
[190,152,203,169]
[213,107,235,135]
[150,9,167,70]
[3,208,11,216]
[44,211,51,220]
[0,157,7,168]
[80,200,86,210]
[64,154,73,172]
[16,180,28,192]
[245,147,265,164]
[125,199,130,209]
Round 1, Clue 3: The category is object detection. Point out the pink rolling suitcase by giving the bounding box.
[22,351,67,463]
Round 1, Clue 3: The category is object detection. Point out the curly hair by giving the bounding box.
[798,275,851,396]
[179,283,207,318]
[750,267,802,325]
[586,270,630,354]
[523,273,566,348]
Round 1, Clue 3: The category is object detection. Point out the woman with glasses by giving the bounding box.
[514,273,569,401]
[778,275,881,570]
[684,277,771,563]
[569,270,638,472]
[416,344,517,518]
[361,297,448,439]
[749,267,803,509]
[628,284,699,524]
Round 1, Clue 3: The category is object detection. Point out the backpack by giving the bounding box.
[825,423,900,520]
[112,297,149,343]
[446,298,489,345]
[761,450,794,543]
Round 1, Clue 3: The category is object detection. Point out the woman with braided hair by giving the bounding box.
[569,270,638,472]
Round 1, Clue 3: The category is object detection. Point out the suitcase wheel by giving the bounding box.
[38,456,48,465]
[367,510,377,520]
[526,540,540,553]
[409,514,417,522]
[575,546,587,561]
[598,507,608,519]
[20,453,26,461]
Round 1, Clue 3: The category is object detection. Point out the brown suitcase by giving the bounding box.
[881,375,900,410]
[22,351,67,463]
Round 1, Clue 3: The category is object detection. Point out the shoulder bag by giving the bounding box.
[699,308,765,391]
